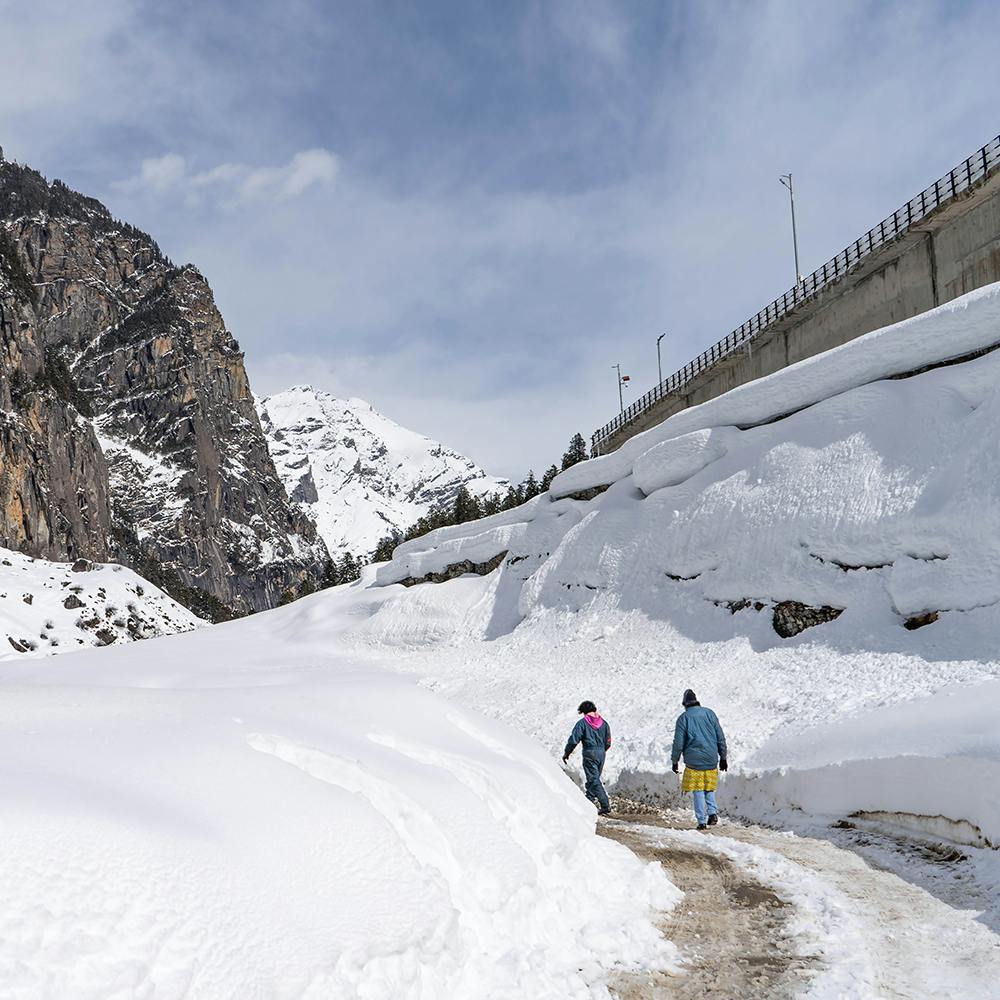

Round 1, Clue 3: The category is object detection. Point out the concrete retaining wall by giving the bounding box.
[597,165,1000,452]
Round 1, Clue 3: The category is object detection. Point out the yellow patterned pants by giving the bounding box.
[681,768,719,792]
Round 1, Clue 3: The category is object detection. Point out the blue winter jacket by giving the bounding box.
[564,715,611,761]
[671,705,727,771]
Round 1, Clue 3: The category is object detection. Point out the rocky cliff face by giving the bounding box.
[258,386,507,558]
[0,157,328,616]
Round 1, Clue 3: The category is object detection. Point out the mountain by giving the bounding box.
[0,545,203,657]
[257,386,507,558]
[0,154,329,616]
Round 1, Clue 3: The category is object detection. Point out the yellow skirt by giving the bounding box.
[681,768,719,793]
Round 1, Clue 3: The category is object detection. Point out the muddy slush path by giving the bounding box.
[600,808,815,1000]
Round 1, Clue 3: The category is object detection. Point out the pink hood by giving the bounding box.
[584,712,605,729]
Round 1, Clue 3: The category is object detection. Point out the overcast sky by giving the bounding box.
[2,0,998,478]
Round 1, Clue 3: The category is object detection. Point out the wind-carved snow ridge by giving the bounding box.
[257,385,508,557]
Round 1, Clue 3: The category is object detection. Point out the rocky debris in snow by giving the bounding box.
[560,484,611,503]
[772,601,843,638]
[71,559,93,572]
[398,551,507,587]
[1,545,202,658]
[717,598,767,614]
[903,611,939,630]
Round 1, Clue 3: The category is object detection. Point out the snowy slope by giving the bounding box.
[0,593,678,998]
[304,283,1000,852]
[257,386,508,557]
[0,545,203,658]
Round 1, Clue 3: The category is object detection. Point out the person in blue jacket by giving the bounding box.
[671,689,728,830]
[563,700,612,816]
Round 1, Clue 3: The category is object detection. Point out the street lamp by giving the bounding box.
[613,363,631,415]
[656,333,666,384]
[779,173,803,286]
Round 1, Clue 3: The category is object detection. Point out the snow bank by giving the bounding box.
[351,283,1000,852]
[0,546,203,658]
[551,281,1000,496]
[0,598,679,998]
[731,679,1000,847]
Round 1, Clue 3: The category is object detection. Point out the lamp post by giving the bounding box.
[613,363,630,415]
[779,173,802,286]
[656,333,666,384]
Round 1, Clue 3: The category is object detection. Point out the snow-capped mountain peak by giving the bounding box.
[257,386,508,557]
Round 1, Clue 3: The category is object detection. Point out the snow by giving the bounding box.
[0,596,679,997]
[257,386,507,558]
[9,284,1000,994]
[552,281,1000,497]
[0,546,203,658]
[732,677,1000,847]
[356,282,1000,867]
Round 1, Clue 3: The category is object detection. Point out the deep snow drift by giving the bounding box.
[257,386,507,557]
[0,546,203,658]
[0,595,678,998]
[356,283,1000,852]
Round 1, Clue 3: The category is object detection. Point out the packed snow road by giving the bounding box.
[601,805,1000,1000]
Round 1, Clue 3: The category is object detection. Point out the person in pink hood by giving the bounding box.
[562,700,612,815]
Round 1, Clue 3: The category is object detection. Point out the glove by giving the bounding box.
[671,761,679,773]
[719,758,728,772]
[562,754,570,764]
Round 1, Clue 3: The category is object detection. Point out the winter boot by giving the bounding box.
[707,814,719,826]
[697,823,708,831]
[598,807,612,817]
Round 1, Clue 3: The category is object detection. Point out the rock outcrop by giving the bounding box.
[0,157,328,616]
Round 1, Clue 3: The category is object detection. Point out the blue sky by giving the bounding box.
[3,0,999,477]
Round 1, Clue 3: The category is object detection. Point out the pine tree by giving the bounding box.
[522,470,539,500]
[501,485,521,511]
[453,485,482,524]
[338,551,360,583]
[480,492,502,517]
[372,531,403,564]
[322,558,340,589]
[541,464,559,491]
[561,432,588,471]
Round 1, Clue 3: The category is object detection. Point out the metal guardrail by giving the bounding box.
[591,133,1000,455]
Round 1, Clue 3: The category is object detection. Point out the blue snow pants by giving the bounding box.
[583,754,610,811]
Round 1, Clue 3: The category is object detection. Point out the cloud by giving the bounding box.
[114,148,339,204]
[136,153,187,193]
[6,0,1000,478]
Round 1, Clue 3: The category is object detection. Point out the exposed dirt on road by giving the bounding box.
[600,810,816,999]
